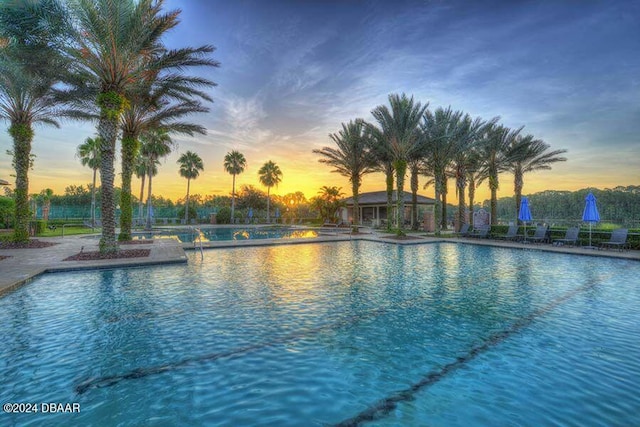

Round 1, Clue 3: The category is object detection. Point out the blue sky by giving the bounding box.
[2,0,639,201]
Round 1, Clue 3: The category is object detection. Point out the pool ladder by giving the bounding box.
[192,227,204,260]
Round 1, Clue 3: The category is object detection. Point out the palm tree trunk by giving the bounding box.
[91,167,97,227]
[97,115,118,253]
[456,176,466,232]
[185,178,191,222]
[9,122,33,242]
[514,167,523,223]
[352,178,360,226]
[468,176,476,225]
[434,171,443,236]
[490,173,499,225]
[385,165,394,231]
[266,187,271,223]
[410,163,419,230]
[395,160,407,230]
[146,173,153,230]
[119,135,137,241]
[138,174,145,222]
[231,173,236,222]
[441,179,448,230]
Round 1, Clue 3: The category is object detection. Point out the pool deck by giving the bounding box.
[1,229,638,297]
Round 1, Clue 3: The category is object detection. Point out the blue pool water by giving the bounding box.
[1,242,639,426]
[133,226,318,243]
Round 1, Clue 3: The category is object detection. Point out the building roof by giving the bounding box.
[343,190,435,205]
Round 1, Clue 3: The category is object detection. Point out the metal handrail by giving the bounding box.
[192,227,204,260]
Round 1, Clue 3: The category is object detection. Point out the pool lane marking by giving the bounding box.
[333,276,604,427]
[75,308,388,394]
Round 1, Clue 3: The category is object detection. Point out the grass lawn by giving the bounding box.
[37,225,100,238]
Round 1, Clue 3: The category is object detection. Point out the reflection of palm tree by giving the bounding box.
[178,151,204,223]
[140,129,173,230]
[314,120,376,225]
[258,161,282,222]
[77,136,102,227]
[224,151,247,222]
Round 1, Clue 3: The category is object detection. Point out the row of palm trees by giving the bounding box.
[314,93,567,234]
[78,133,205,227]
[223,150,284,222]
[0,0,218,251]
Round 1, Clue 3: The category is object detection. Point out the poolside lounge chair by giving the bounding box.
[468,225,490,238]
[497,225,519,241]
[599,228,628,251]
[553,227,579,247]
[457,223,471,237]
[527,225,548,243]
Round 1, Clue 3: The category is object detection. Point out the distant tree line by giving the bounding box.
[486,186,640,227]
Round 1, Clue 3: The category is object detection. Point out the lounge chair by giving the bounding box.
[553,227,579,247]
[527,225,548,243]
[469,225,490,238]
[599,228,628,251]
[457,223,471,237]
[497,225,519,241]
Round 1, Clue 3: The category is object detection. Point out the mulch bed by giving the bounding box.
[63,249,151,261]
[118,239,155,245]
[0,240,59,249]
[381,235,423,241]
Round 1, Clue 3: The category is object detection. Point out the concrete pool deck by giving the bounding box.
[1,229,638,297]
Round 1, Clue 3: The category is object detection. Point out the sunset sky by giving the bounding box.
[1,0,639,204]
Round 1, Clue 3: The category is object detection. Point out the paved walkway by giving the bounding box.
[1,230,638,297]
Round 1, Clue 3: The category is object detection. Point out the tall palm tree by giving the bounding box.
[117,52,217,241]
[140,128,173,230]
[477,124,523,225]
[134,152,158,224]
[76,136,101,227]
[258,160,282,222]
[223,151,247,222]
[370,94,427,229]
[177,151,204,223]
[0,0,67,242]
[313,119,376,225]
[65,0,216,252]
[449,114,495,231]
[506,135,567,221]
[421,107,463,236]
[365,124,394,230]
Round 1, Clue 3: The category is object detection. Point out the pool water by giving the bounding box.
[132,226,318,243]
[1,242,639,426]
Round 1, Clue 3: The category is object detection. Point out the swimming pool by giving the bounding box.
[132,226,319,243]
[1,242,639,426]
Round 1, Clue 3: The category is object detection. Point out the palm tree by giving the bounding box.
[76,136,101,227]
[449,114,495,231]
[0,0,67,242]
[477,124,523,225]
[365,124,394,230]
[421,107,463,236]
[223,151,247,222]
[506,135,567,222]
[258,160,282,222]
[313,119,376,225]
[134,152,158,224]
[370,94,427,229]
[65,0,216,252]
[140,128,174,230]
[177,151,204,223]
[117,53,217,241]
